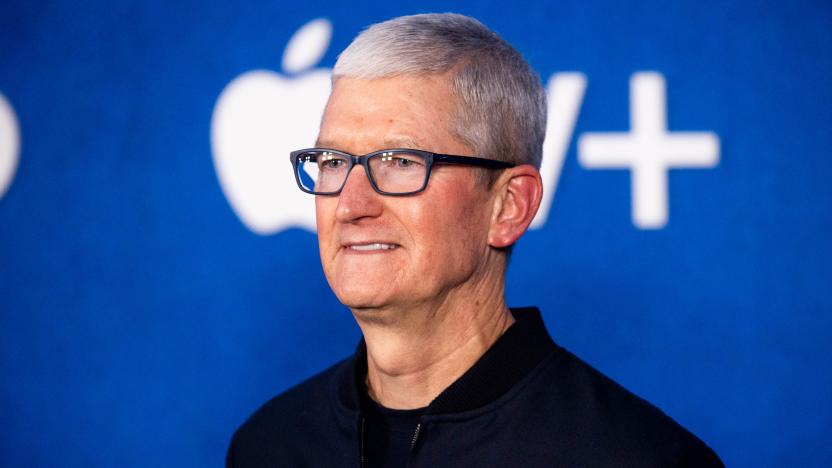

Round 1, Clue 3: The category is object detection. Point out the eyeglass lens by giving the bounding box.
[296,150,429,194]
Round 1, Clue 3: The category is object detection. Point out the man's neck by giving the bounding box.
[355,282,514,410]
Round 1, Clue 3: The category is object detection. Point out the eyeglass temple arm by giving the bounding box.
[432,154,515,169]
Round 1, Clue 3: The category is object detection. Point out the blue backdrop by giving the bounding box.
[1,1,830,466]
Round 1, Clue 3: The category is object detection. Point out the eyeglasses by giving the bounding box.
[290,148,515,196]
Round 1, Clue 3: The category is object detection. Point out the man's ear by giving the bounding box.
[488,165,544,249]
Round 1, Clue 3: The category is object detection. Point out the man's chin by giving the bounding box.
[335,289,400,323]
[336,291,389,311]
[349,304,422,328]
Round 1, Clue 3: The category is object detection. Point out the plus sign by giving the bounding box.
[578,72,720,229]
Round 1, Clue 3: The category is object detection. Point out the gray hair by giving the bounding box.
[332,13,547,170]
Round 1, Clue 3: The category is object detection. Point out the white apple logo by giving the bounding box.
[0,91,20,200]
[211,18,333,234]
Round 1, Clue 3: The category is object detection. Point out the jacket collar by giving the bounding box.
[335,307,556,416]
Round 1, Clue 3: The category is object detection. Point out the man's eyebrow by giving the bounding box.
[382,136,423,149]
[315,138,338,148]
[314,136,426,151]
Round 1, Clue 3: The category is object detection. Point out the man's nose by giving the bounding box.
[335,165,383,223]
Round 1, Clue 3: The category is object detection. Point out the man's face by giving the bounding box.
[315,74,497,312]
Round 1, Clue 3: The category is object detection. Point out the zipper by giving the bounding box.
[403,422,422,468]
[359,416,366,468]
[409,423,422,451]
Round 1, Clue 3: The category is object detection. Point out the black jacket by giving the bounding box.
[227,308,722,467]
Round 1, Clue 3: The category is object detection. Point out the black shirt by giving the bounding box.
[227,307,723,467]
[360,389,425,468]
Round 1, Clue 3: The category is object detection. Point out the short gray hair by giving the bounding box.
[333,13,547,169]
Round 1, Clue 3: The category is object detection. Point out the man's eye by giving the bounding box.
[388,156,422,168]
[320,158,345,169]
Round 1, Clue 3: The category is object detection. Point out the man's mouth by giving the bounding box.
[347,243,399,252]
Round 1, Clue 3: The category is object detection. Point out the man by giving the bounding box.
[227,13,722,467]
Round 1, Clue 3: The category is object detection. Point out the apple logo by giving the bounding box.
[211,18,333,234]
[0,91,20,201]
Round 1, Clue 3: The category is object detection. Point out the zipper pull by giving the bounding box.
[409,423,422,450]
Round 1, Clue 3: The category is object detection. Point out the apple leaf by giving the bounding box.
[282,18,332,75]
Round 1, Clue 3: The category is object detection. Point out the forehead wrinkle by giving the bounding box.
[317,75,461,154]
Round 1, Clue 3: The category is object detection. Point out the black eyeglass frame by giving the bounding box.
[289,148,515,196]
